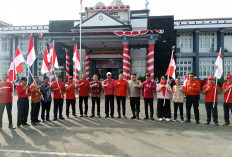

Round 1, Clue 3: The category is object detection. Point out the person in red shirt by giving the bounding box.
[51,75,65,121]
[202,76,221,126]
[16,77,31,127]
[65,76,77,118]
[0,73,15,131]
[114,73,128,118]
[222,74,232,127]
[77,73,89,117]
[184,73,201,124]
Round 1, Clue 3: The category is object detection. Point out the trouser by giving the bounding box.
[41,100,51,120]
[157,99,171,118]
[31,102,41,123]
[105,95,114,116]
[79,96,88,115]
[0,102,13,127]
[223,102,232,124]
[116,96,126,116]
[205,102,218,123]
[173,102,184,120]
[54,98,64,119]
[91,97,100,116]
[17,98,29,126]
[130,97,140,117]
[66,99,76,116]
[186,95,200,121]
[144,98,154,118]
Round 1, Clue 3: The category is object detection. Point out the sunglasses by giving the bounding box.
[189,76,194,77]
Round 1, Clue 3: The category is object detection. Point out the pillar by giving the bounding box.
[193,29,200,78]
[147,38,155,81]
[65,49,70,78]
[73,44,79,87]
[122,40,130,80]
[86,51,90,80]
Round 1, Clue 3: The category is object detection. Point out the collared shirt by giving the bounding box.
[78,79,89,97]
[30,83,42,102]
[65,82,76,99]
[142,80,156,98]
[156,83,172,99]
[103,79,115,95]
[223,82,232,103]
[172,85,185,103]
[185,80,201,96]
[0,82,13,103]
[114,79,128,96]
[16,84,31,98]
[203,83,220,103]
[41,83,51,102]
[90,81,102,97]
[51,81,65,99]
[127,80,143,98]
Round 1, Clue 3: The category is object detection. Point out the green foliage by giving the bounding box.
[138,75,146,82]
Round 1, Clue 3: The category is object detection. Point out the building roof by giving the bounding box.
[0,20,12,27]
[109,0,124,6]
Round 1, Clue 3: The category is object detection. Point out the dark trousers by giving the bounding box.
[157,99,171,118]
[79,96,88,115]
[130,97,140,116]
[17,98,29,126]
[41,100,51,120]
[116,96,126,116]
[66,99,76,116]
[31,102,41,122]
[223,103,232,124]
[91,97,100,116]
[54,98,64,119]
[144,98,154,118]
[205,102,218,123]
[0,102,13,126]
[173,102,183,120]
[105,95,114,116]
[186,95,200,122]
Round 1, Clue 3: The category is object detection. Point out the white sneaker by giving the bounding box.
[158,118,162,121]
[173,119,177,122]
[181,120,184,123]
[166,118,170,122]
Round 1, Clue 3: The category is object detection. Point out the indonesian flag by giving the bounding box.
[73,45,81,71]
[183,73,189,87]
[8,47,25,82]
[214,48,223,79]
[165,52,176,79]
[41,47,50,74]
[26,34,36,66]
[50,41,59,69]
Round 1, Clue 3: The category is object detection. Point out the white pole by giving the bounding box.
[79,6,82,77]
[213,78,218,108]
[12,46,15,116]
[226,88,231,103]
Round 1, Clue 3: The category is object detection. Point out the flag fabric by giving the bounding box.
[8,47,25,82]
[41,47,50,74]
[214,48,223,79]
[80,0,83,10]
[26,34,36,66]
[165,52,176,79]
[183,73,189,87]
[73,45,81,71]
[49,67,56,84]
[50,42,59,69]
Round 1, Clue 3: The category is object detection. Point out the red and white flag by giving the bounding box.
[183,73,189,87]
[214,48,223,79]
[26,34,36,66]
[73,45,81,71]
[41,47,50,74]
[50,41,59,69]
[165,52,176,79]
[8,47,25,82]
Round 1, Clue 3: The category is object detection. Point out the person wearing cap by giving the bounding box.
[30,76,42,126]
[202,76,221,126]
[51,75,65,121]
[142,73,156,120]
[184,73,201,124]
[114,73,128,118]
[0,73,16,131]
[90,74,102,118]
[40,77,52,122]
[172,77,185,122]
[65,76,77,118]
[128,74,143,119]
[102,72,115,118]
[222,74,232,127]
[77,73,90,117]
[156,76,172,121]
[16,77,31,127]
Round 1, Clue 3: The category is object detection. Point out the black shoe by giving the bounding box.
[97,115,101,118]
[105,115,109,118]
[53,118,58,121]
[8,125,16,129]
[90,115,95,118]
[46,119,51,122]
[123,116,127,118]
[42,120,46,123]
[205,122,210,125]
[59,117,65,120]
[32,122,37,126]
[215,123,219,126]
[117,115,121,118]
[196,121,200,124]
[22,123,30,126]
[131,116,136,119]
[185,120,191,123]
[36,120,41,123]
[150,118,155,121]
[80,115,83,117]
[144,117,149,120]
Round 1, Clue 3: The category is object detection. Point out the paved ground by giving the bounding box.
[0,94,232,157]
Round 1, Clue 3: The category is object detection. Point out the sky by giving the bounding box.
[0,0,231,26]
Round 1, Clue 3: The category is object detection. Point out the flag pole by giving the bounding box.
[226,89,231,103]
[79,2,82,77]
[12,46,15,116]
[213,78,218,108]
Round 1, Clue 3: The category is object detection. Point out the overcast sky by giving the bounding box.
[0,0,231,26]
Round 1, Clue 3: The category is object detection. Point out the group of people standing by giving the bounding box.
[0,71,232,131]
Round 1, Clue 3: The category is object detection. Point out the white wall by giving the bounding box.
[130,48,146,77]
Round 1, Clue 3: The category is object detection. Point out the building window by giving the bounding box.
[176,58,193,78]
[199,59,215,79]
[0,37,10,53]
[37,39,48,55]
[199,32,217,52]
[176,33,193,53]
[18,37,30,54]
[224,58,232,76]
